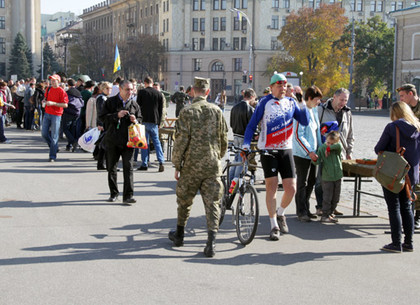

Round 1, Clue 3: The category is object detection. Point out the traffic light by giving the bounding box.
[249,75,253,83]
[242,75,247,83]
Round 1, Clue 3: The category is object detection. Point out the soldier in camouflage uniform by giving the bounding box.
[397,84,420,229]
[168,77,228,257]
[171,86,188,117]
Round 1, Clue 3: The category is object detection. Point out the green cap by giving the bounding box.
[193,77,210,90]
[270,73,287,85]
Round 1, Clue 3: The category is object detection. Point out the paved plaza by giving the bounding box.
[1,104,419,304]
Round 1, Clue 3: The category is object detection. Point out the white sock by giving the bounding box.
[270,217,279,229]
[277,206,285,216]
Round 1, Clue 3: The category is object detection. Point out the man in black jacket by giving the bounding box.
[63,79,84,152]
[99,80,142,205]
[229,88,256,180]
[136,76,165,172]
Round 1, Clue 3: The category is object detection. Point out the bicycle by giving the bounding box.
[219,145,259,245]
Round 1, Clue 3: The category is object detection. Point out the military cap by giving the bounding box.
[193,77,210,90]
[396,83,416,92]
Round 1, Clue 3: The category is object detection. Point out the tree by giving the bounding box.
[38,43,62,78]
[338,16,394,96]
[8,33,32,79]
[278,4,350,96]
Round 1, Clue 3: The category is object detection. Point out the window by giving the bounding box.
[0,16,4,29]
[166,18,169,32]
[0,37,5,54]
[213,38,219,50]
[213,0,219,10]
[271,16,279,29]
[283,0,290,9]
[194,58,202,71]
[0,62,5,77]
[273,0,280,8]
[233,37,240,50]
[163,19,166,32]
[193,0,199,11]
[241,37,247,50]
[282,16,287,26]
[167,1,169,12]
[397,1,403,9]
[220,37,226,50]
[234,58,242,71]
[234,17,240,30]
[200,38,205,50]
[241,17,247,30]
[192,18,198,31]
[309,0,314,8]
[145,7,148,16]
[213,17,219,31]
[271,37,279,50]
[150,5,153,15]
[234,79,242,96]
[234,0,240,9]
[391,1,396,10]
[156,4,159,14]
[377,1,383,12]
[0,0,4,8]
[221,0,226,9]
[211,61,224,71]
[350,0,356,11]
[242,0,248,9]
[315,0,321,8]
[220,17,226,31]
[200,0,206,10]
[370,1,375,11]
[200,18,205,31]
[192,38,199,50]
[357,0,363,11]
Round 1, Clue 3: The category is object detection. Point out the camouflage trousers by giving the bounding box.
[176,173,222,232]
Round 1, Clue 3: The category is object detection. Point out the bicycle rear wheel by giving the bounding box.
[235,184,259,245]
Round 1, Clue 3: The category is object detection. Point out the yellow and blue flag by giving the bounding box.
[113,44,121,74]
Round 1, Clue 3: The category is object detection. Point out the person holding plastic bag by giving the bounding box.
[99,80,142,205]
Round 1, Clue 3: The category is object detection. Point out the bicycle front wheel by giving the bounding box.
[235,184,259,245]
[219,178,228,226]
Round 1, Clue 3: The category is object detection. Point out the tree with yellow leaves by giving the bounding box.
[277,4,350,96]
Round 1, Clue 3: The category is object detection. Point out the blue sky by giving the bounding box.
[41,0,101,15]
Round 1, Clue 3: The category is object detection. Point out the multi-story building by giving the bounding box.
[80,0,418,97]
[391,4,420,93]
[0,0,41,79]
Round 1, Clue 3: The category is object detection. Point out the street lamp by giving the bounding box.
[299,71,303,86]
[229,8,253,88]
[59,33,73,75]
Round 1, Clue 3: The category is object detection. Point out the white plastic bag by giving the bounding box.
[78,127,100,152]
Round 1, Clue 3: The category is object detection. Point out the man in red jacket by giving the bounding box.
[41,74,68,162]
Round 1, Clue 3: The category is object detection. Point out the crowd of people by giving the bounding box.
[1,72,419,257]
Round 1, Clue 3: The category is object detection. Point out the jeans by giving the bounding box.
[62,113,79,147]
[141,122,164,167]
[383,187,414,246]
[41,112,61,160]
[24,106,34,130]
[0,112,6,142]
[294,156,317,217]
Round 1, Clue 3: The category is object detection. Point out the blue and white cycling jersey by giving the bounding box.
[243,94,310,150]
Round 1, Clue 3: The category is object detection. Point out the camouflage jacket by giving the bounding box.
[411,100,420,120]
[172,91,188,106]
[172,96,228,176]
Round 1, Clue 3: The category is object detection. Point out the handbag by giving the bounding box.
[374,126,416,200]
[127,123,148,149]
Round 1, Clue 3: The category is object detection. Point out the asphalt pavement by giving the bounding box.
[1,104,419,305]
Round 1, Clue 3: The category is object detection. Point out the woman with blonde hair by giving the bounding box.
[375,101,420,253]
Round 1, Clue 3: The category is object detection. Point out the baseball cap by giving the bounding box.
[49,74,61,82]
[270,72,287,85]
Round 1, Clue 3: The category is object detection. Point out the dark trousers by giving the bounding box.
[62,113,79,147]
[383,187,414,246]
[24,106,34,130]
[16,99,24,127]
[321,179,341,216]
[314,165,323,209]
[294,156,317,217]
[106,145,134,200]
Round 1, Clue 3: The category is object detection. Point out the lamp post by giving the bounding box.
[299,71,303,86]
[59,33,73,75]
[229,8,253,88]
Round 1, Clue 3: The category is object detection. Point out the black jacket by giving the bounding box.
[99,94,142,148]
[230,100,254,136]
[136,86,163,125]
[64,87,84,117]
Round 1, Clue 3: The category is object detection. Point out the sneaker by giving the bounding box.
[277,215,289,233]
[137,166,148,171]
[158,163,164,172]
[402,243,414,252]
[308,213,318,219]
[49,158,55,163]
[415,218,420,230]
[269,227,280,241]
[320,215,338,223]
[298,215,311,222]
[0,139,12,144]
[380,243,402,253]
[316,208,323,216]
[333,209,343,216]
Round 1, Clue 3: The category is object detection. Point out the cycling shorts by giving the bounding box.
[260,149,296,179]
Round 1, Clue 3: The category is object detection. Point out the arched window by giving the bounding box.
[211,61,224,71]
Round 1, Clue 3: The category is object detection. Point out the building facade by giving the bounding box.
[391,4,420,94]
[0,0,41,79]
[80,0,418,97]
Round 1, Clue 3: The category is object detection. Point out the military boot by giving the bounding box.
[168,225,184,246]
[203,230,217,257]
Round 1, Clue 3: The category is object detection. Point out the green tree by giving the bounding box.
[38,43,62,78]
[277,4,349,95]
[338,16,394,96]
[8,33,32,79]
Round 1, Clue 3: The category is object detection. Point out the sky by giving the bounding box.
[41,0,102,15]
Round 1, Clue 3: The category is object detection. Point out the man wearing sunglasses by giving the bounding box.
[243,73,310,240]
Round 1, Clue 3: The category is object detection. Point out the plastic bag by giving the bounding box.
[127,123,148,149]
[78,127,101,152]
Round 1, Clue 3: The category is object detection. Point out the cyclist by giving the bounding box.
[242,73,310,240]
